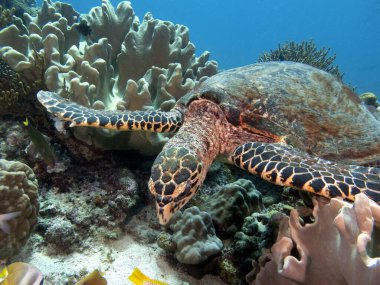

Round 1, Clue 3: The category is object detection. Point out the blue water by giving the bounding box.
[38,0,380,96]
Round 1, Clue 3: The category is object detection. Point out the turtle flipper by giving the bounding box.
[37,91,183,132]
[230,142,380,203]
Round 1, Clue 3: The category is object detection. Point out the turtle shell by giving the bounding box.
[178,61,380,165]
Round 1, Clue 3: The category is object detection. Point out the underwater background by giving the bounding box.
[0,0,380,284]
[38,0,380,96]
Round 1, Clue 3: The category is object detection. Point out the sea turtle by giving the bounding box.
[36,61,380,225]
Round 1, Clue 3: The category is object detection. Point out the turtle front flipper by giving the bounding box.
[230,142,380,204]
[37,91,183,132]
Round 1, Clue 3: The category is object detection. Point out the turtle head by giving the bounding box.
[148,147,203,225]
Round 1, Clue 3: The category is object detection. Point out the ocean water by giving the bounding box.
[1,1,380,285]
[38,0,380,96]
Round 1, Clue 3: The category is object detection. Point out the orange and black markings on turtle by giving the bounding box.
[37,62,380,225]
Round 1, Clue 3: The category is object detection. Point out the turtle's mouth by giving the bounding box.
[156,203,174,225]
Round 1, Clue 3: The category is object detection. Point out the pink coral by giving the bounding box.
[249,193,380,285]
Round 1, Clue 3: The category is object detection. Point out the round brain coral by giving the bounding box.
[0,159,39,259]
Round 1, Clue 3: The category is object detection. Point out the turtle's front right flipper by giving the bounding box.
[37,91,183,133]
[230,142,380,204]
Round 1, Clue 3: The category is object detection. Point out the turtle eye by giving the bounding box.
[173,181,192,202]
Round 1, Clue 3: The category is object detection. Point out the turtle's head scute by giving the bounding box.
[148,147,203,225]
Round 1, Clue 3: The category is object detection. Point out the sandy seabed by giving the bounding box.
[13,208,227,285]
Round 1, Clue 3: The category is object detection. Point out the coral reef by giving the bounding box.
[0,0,36,19]
[218,258,239,284]
[0,0,217,154]
[0,0,81,81]
[0,120,29,160]
[36,165,141,246]
[258,40,343,79]
[200,179,263,236]
[231,207,288,275]
[0,159,39,259]
[0,5,15,29]
[0,59,38,116]
[360,92,378,107]
[359,92,380,120]
[44,217,77,251]
[166,206,223,264]
[248,194,380,285]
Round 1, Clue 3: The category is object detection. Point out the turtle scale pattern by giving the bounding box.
[37,61,380,225]
[232,142,380,203]
[37,91,183,133]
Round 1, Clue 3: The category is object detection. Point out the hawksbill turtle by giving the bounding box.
[37,61,380,225]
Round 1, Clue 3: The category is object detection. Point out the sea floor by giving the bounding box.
[0,120,284,285]
[13,205,228,285]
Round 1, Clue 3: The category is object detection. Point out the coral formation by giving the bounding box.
[0,0,81,81]
[218,258,239,284]
[44,217,77,251]
[0,0,217,154]
[231,208,288,275]
[359,92,380,120]
[36,166,141,243]
[0,59,36,116]
[0,159,39,259]
[0,5,15,29]
[166,206,223,264]
[360,92,378,107]
[0,121,29,160]
[0,0,37,18]
[258,40,343,79]
[200,179,263,236]
[248,194,380,285]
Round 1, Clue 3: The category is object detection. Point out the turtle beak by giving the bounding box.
[156,202,174,225]
[148,177,194,225]
[155,194,176,225]
[148,179,175,225]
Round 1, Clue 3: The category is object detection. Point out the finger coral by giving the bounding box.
[248,194,380,285]
[0,0,217,154]
[0,159,39,259]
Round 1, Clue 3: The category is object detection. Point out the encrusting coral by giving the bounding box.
[248,194,380,285]
[258,40,343,79]
[0,0,217,154]
[0,159,39,259]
